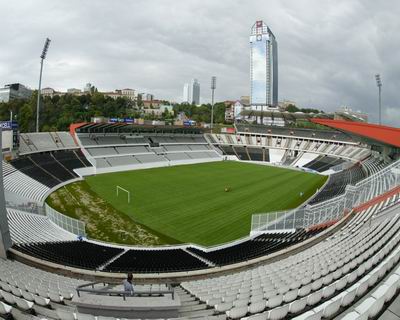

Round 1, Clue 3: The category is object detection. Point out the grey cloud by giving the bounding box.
[0,0,399,126]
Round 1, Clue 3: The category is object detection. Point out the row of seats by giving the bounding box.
[346,192,400,233]
[235,124,355,142]
[1,161,16,177]
[309,163,366,204]
[210,133,370,163]
[7,209,76,244]
[104,249,209,273]
[14,240,209,273]
[87,144,212,158]
[10,150,91,188]
[10,227,326,272]
[79,134,206,146]
[95,151,221,168]
[187,229,324,266]
[181,206,400,320]
[3,169,50,203]
[14,241,124,270]
[302,155,345,172]
[362,156,388,176]
[0,258,87,318]
[19,132,78,154]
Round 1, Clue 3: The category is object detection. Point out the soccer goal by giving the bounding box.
[116,186,131,203]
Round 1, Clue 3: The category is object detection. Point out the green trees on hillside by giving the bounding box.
[173,102,226,124]
[0,91,229,132]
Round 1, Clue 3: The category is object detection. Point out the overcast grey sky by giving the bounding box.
[0,0,399,126]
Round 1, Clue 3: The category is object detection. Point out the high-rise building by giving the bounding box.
[139,92,154,101]
[250,20,278,107]
[83,83,92,93]
[0,83,32,103]
[182,79,200,105]
[191,78,200,105]
[182,83,190,103]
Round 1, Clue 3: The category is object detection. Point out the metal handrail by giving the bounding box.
[76,282,175,300]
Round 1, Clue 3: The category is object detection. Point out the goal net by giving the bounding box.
[116,186,131,204]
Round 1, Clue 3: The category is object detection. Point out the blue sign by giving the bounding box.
[183,120,195,126]
[109,118,133,124]
[0,121,18,130]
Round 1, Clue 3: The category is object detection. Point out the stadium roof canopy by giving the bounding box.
[239,110,334,122]
[70,122,204,134]
[311,119,400,148]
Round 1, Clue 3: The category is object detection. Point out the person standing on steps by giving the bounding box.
[123,273,134,296]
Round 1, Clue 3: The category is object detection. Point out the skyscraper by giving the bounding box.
[250,20,278,107]
[182,79,200,105]
[191,79,200,105]
[183,83,190,103]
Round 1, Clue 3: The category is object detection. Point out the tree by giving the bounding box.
[18,103,34,132]
[286,104,299,113]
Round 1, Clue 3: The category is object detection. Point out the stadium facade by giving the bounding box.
[250,20,278,108]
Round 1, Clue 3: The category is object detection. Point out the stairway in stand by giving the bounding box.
[175,286,226,319]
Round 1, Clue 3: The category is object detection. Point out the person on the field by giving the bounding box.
[123,273,134,295]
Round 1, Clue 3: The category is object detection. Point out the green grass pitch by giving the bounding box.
[85,161,327,246]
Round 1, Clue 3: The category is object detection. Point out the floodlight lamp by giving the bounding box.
[40,38,51,59]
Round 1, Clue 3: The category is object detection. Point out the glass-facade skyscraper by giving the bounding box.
[250,20,278,107]
[191,79,200,105]
[182,79,200,105]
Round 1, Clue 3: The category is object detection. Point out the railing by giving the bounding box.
[251,159,400,232]
[76,282,175,300]
[45,203,86,237]
[5,201,44,215]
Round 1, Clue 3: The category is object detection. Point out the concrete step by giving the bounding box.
[181,300,201,307]
[179,308,215,318]
[177,293,197,302]
[179,303,208,313]
[179,294,197,300]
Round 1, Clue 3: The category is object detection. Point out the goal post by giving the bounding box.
[116,186,131,204]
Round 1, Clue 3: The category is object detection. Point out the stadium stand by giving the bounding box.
[3,164,50,203]
[9,150,92,187]
[14,241,124,270]
[247,147,268,162]
[235,123,355,142]
[78,133,221,170]
[1,161,16,177]
[1,122,399,319]
[308,163,367,204]
[7,209,76,244]
[0,258,86,302]
[187,229,326,266]
[362,156,388,176]
[19,132,78,154]
[105,249,210,273]
[302,155,346,172]
[8,225,327,272]
[306,156,390,205]
[52,150,91,172]
[181,208,400,319]
[209,133,370,165]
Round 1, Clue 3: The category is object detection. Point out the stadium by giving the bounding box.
[0,118,399,320]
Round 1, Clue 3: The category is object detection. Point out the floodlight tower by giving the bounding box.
[375,74,382,125]
[36,38,51,132]
[210,76,216,133]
